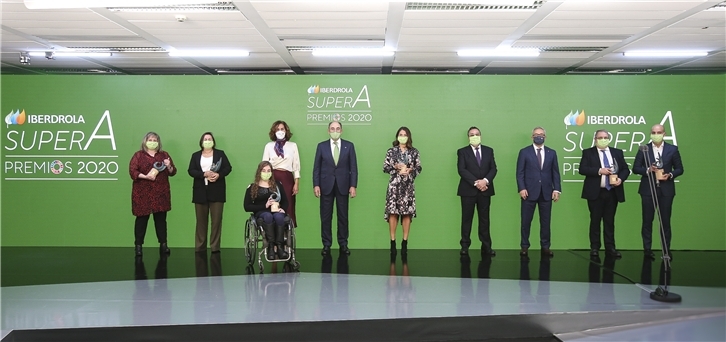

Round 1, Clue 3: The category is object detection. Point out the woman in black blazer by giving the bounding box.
[187,132,232,253]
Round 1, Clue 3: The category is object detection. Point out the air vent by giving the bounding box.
[65,47,165,52]
[406,1,543,11]
[107,2,237,12]
[567,68,652,74]
[538,47,607,52]
[43,69,121,74]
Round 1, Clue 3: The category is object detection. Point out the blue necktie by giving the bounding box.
[601,150,611,190]
[475,147,481,166]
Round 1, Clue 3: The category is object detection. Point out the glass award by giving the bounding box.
[270,190,281,212]
[654,158,666,180]
[148,161,166,177]
[210,158,222,172]
[608,160,619,184]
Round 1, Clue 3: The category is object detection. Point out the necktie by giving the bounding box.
[536,148,542,170]
[333,141,340,165]
[601,150,611,190]
[475,147,481,166]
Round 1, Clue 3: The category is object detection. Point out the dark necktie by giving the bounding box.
[537,148,542,170]
[601,150,611,190]
[475,147,481,166]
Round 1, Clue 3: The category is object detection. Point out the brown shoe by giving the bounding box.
[541,248,554,257]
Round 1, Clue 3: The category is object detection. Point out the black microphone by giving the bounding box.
[640,144,659,186]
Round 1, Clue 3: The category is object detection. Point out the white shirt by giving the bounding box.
[532,144,545,169]
[597,147,614,188]
[262,141,301,179]
[652,143,664,163]
[200,155,213,186]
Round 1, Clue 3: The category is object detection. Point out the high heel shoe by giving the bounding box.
[401,239,408,254]
[390,240,397,256]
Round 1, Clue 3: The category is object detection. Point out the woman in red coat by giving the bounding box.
[129,132,177,256]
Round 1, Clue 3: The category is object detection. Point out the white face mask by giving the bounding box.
[275,131,286,140]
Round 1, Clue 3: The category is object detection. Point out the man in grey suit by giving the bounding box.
[633,124,683,259]
[313,121,358,256]
[516,127,561,258]
[457,126,497,257]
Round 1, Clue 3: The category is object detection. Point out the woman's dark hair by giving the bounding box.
[392,126,413,149]
[250,161,277,200]
[268,120,293,141]
[198,132,216,150]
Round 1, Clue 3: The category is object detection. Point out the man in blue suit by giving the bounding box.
[457,126,498,257]
[313,121,358,256]
[633,124,683,260]
[579,129,630,258]
[516,127,561,258]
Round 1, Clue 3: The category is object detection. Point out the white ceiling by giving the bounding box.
[1,0,724,75]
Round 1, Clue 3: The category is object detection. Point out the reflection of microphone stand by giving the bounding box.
[639,144,681,302]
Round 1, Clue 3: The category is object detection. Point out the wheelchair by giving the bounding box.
[244,213,300,273]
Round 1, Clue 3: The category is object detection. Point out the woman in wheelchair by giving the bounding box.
[244,161,289,260]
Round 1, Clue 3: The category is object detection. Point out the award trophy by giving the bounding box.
[148,161,167,177]
[398,151,410,175]
[608,160,619,185]
[210,158,222,172]
[654,158,666,180]
[270,191,281,212]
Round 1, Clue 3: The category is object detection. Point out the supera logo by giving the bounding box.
[307,85,320,94]
[564,110,586,128]
[5,109,26,126]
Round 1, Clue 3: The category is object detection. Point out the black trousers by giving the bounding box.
[520,191,552,249]
[586,188,618,251]
[641,191,674,251]
[320,182,350,248]
[459,194,492,251]
[134,211,167,245]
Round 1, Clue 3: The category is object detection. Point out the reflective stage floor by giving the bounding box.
[2,248,725,341]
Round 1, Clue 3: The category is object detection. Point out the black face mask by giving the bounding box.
[533,136,545,145]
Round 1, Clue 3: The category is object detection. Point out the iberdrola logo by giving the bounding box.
[307,85,320,94]
[564,110,586,128]
[5,109,26,127]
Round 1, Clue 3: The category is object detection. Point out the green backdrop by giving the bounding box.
[1,75,724,250]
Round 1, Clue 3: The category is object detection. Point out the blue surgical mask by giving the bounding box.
[533,136,545,145]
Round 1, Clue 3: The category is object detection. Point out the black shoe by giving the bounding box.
[541,249,554,257]
[590,249,599,257]
[606,249,622,258]
[321,246,331,256]
[482,249,496,257]
[520,248,528,257]
[267,245,277,260]
[277,244,289,260]
[460,248,469,256]
[390,240,397,256]
[135,245,143,256]
[159,243,170,255]
[401,240,408,254]
[341,246,351,255]
[644,249,655,259]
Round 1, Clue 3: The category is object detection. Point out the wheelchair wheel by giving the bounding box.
[244,219,257,265]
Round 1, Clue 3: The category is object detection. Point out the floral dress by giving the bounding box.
[383,147,422,219]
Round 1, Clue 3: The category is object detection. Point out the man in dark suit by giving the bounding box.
[457,126,497,257]
[516,127,561,258]
[579,129,630,258]
[313,121,358,256]
[633,124,683,259]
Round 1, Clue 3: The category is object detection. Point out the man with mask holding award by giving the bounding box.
[516,127,561,258]
[579,129,630,258]
[457,126,497,257]
[633,124,683,260]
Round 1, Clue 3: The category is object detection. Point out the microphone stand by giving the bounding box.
[640,144,681,302]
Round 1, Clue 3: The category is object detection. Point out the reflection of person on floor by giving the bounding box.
[458,256,492,315]
[194,252,225,324]
[519,257,551,312]
[387,255,414,318]
[316,254,353,320]
[132,255,171,326]
[585,255,618,311]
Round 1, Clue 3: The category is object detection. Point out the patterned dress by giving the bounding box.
[383,147,422,219]
[129,150,177,216]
